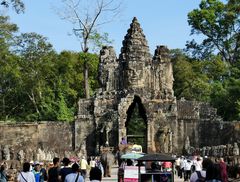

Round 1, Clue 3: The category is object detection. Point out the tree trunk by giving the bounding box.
[83,37,90,99]
[84,60,90,99]
[28,91,40,115]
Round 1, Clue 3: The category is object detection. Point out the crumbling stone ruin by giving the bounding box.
[75,17,177,155]
[75,17,240,155]
[0,17,240,161]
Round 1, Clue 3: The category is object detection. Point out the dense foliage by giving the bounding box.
[0,16,99,122]
[187,0,240,64]
[176,0,240,121]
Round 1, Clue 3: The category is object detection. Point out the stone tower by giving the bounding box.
[75,17,178,155]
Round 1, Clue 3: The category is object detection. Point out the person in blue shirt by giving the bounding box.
[32,162,41,182]
[65,163,84,182]
[59,158,72,182]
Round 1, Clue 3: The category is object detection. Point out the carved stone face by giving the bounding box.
[127,68,138,86]
[126,62,144,87]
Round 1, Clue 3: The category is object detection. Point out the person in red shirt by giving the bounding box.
[219,158,228,182]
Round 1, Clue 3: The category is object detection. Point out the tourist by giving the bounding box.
[95,157,104,177]
[179,157,185,178]
[205,162,222,182]
[151,162,160,172]
[89,167,102,182]
[80,156,88,179]
[219,158,228,182]
[48,157,60,182]
[30,161,34,171]
[184,159,193,181]
[175,156,180,176]
[0,164,7,182]
[39,162,47,182]
[17,162,35,182]
[59,157,72,182]
[120,137,127,145]
[65,163,84,182]
[32,162,41,182]
[90,156,96,170]
[190,158,212,182]
[193,157,202,172]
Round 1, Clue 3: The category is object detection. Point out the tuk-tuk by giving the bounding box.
[136,153,176,182]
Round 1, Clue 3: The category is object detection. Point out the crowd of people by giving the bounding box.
[175,156,232,182]
[0,156,104,182]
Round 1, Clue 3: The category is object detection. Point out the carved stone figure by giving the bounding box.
[184,136,191,155]
[2,145,10,160]
[9,146,14,160]
[17,150,25,162]
[36,148,46,161]
[202,147,206,156]
[233,142,239,156]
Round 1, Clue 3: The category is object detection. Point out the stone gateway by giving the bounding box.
[75,17,240,155]
[0,18,240,160]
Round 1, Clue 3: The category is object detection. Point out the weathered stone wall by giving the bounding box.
[0,121,73,161]
[177,99,240,153]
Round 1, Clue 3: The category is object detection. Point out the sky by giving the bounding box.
[4,0,202,55]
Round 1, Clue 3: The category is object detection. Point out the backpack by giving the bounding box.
[0,171,7,182]
[196,171,205,182]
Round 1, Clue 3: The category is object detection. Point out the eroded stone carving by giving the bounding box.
[2,145,10,160]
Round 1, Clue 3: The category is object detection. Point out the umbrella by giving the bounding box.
[121,152,145,160]
[137,153,176,162]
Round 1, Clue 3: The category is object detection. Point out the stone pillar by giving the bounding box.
[147,120,152,153]
[168,129,173,153]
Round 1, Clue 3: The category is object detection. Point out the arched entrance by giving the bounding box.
[125,96,147,152]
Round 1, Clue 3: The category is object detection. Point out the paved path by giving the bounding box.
[85,166,186,182]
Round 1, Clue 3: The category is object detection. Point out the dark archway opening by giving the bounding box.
[125,95,147,152]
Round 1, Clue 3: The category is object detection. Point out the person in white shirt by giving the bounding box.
[175,157,181,177]
[17,162,35,182]
[80,156,88,179]
[65,163,84,182]
[193,157,202,171]
[90,156,96,169]
[179,157,185,178]
[184,159,193,181]
[190,158,213,182]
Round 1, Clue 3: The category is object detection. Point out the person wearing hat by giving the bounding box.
[59,157,72,182]
[65,163,84,182]
[39,162,47,182]
[32,162,41,182]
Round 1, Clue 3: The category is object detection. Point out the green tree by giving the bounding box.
[12,32,57,120]
[0,16,19,120]
[211,77,240,120]
[1,0,24,13]
[172,49,212,101]
[56,94,74,122]
[187,0,240,63]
